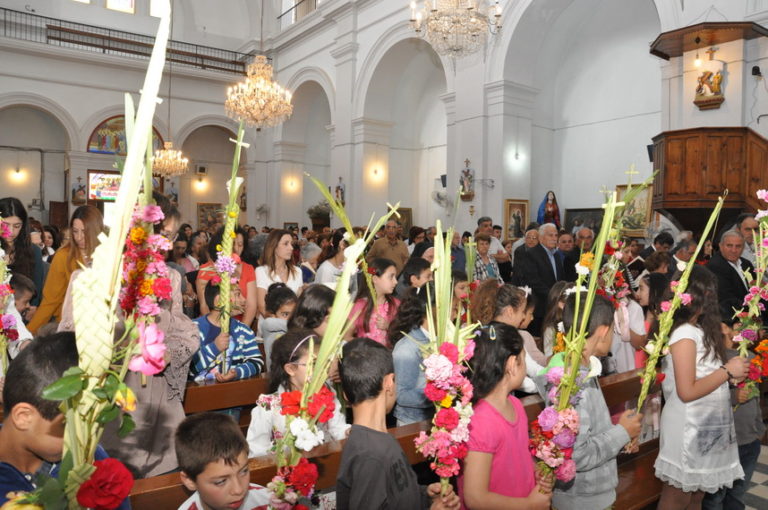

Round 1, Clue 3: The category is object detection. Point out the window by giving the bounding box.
[106,0,135,14]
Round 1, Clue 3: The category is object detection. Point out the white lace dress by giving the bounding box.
[654,323,743,492]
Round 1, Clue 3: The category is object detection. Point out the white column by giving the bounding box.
[351,117,393,224]
[272,141,306,228]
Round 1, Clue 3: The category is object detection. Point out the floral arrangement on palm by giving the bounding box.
[266,176,401,509]
[731,189,768,400]
[0,221,19,375]
[414,221,478,494]
[4,3,174,509]
[530,177,654,483]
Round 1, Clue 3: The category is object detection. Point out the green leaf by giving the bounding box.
[61,366,84,378]
[42,374,84,401]
[58,451,73,488]
[96,404,120,424]
[36,476,67,510]
[118,412,136,438]
[103,373,120,399]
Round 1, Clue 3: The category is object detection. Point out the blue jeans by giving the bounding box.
[702,439,762,510]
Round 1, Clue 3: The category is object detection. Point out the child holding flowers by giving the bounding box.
[655,266,749,509]
[460,323,552,509]
[246,329,349,457]
[349,258,400,346]
[549,293,643,510]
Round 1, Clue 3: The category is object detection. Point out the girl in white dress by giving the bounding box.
[655,266,749,509]
[246,329,349,457]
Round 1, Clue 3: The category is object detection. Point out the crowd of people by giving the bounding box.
[0,194,764,510]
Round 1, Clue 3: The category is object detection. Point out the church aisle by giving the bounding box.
[744,444,768,509]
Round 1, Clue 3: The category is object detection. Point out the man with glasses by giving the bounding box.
[735,213,759,265]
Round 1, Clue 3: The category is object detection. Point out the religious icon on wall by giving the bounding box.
[71,176,86,205]
[504,200,529,241]
[87,115,164,155]
[197,203,224,234]
[335,176,346,206]
[459,159,474,201]
[165,178,179,208]
[537,190,561,229]
[616,184,654,237]
[694,49,725,110]
[238,179,247,211]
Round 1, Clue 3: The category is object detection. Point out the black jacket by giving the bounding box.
[706,252,753,323]
[518,244,564,318]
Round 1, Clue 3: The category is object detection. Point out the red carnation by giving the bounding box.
[451,443,468,460]
[280,390,303,416]
[307,386,336,423]
[604,243,615,256]
[288,458,318,497]
[424,382,447,402]
[655,373,666,384]
[76,458,134,510]
[434,407,460,431]
[152,277,172,300]
[439,343,459,363]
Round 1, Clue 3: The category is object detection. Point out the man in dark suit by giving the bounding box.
[518,223,563,335]
[707,230,753,323]
[640,231,674,259]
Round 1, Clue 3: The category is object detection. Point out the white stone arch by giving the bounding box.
[175,114,247,160]
[81,105,167,152]
[284,66,335,120]
[0,93,79,150]
[485,0,678,84]
[353,21,453,120]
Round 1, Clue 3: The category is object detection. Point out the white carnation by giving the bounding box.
[677,260,687,272]
[575,263,590,276]
[289,417,310,437]
[295,428,324,451]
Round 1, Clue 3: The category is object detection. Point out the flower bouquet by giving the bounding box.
[0,220,18,374]
[414,221,478,494]
[10,4,174,508]
[266,177,400,509]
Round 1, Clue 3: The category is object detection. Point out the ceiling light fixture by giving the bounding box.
[410,1,503,59]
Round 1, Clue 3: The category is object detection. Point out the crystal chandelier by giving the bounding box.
[153,141,189,176]
[153,11,189,177]
[410,0,503,59]
[225,56,293,129]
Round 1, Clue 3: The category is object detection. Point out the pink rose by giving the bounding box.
[555,459,576,482]
[137,296,161,316]
[128,322,167,375]
[142,205,164,223]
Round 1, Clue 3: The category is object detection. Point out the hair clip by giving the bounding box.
[289,334,316,362]
[367,267,377,275]
[489,325,497,341]
[520,286,532,297]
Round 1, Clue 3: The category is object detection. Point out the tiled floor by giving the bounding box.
[745,444,768,510]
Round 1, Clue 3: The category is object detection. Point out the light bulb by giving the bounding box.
[694,52,702,68]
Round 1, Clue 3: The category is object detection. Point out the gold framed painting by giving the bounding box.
[616,184,653,237]
[504,199,529,241]
[197,203,224,233]
[398,207,413,236]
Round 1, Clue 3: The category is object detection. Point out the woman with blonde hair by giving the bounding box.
[28,205,104,333]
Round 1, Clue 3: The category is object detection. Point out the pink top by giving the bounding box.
[459,395,535,508]
[350,297,400,347]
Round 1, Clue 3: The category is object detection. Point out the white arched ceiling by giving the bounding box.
[0,93,79,150]
[280,80,332,215]
[362,38,448,226]
[519,0,662,211]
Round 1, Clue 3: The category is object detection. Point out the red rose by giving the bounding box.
[76,458,134,510]
[280,390,303,416]
[434,407,460,431]
[307,386,336,423]
[152,277,173,300]
[288,458,318,497]
[424,382,447,402]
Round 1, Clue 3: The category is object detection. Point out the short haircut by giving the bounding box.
[3,331,78,420]
[562,293,614,337]
[340,338,394,405]
[538,223,557,236]
[721,229,744,243]
[300,242,322,261]
[653,231,674,247]
[400,257,431,285]
[175,412,247,480]
[477,216,492,226]
[475,233,491,243]
[10,273,36,296]
[644,251,671,272]
[735,213,756,227]
[204,280,221,311]
[492,225,502,231]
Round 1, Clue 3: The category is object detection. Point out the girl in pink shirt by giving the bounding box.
[349,257,399,347]
[460,323,553,509]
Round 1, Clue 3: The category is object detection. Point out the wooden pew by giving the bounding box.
[133,371,663,509]
[182,375,270,433]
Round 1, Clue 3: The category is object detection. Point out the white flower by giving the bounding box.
[564,285,586,296]
[677,260,687,272]
[289,417,310,437]
[643,341,656,354]
[225,176,245,195]
[343,239,366,266]
[295,428,324,451]
[557,321,565,333]
[575,263,590,276]
[343,231,352,242]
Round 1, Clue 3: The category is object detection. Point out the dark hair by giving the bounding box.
[0,197,33,279]
[268,329,317,393]
[3,331,78,420]
[493,224,502,231]
[203,280,221,311]
[735,213,756,229]
[411,241,433,259]
[43,225,62,251]
[261,229,296,279]
[387,284,435,346]
[452,270,468,284]
[340,338,394,405]
[563,293,615,337]
[179,223,192,233]
[10,273,36,297]
[175,412,247,480]
[151,191,180,234]
[671,265,725,363]
[265,282,298,315]
[408,226,425,243]
[287,284,335,331]
[470,281,528,325]
[399,257,431,288]
[541,282,572,337]
[317,228,346,266]
[475,233,491,244]
[470,323,523,403]
[653,231,674,248]
[641,272,671,317]
[205,226,246,262]
[645,251,671,272]
[354,258,398,336]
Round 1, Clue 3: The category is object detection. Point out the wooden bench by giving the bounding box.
[134,371,663,509]
[182,375,270,434]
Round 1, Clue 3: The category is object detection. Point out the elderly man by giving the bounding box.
[518,223,562,335]
[512,228,539,278]
[735,213,758,265]
[667,239,697,279]
[575,227,595,252]
[366,219,409,273]
[557,231,577,282]
[477,216,510,264]
[707,230,754,323]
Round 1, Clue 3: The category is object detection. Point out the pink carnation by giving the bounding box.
[660,301,672,312]
[460,379,473,405]
[439,342,459,363]
[538,406,559,431]
[546,366,564,385]
[423,354,454,388]
[758,189,768,202]
[142,205,165,223]
[680,293,692,306]
[463,339,475,361]
[434,407,460,431]
[553,408,580,434]
[137,296,161,316]
[536,440,564,468]
[424,382,447,402]
[147,234,172,252]
[555,459,576,482]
